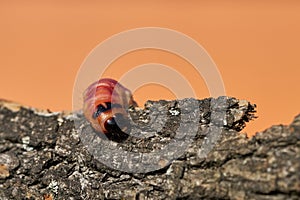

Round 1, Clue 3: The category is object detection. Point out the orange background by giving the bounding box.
[1,1,300,136]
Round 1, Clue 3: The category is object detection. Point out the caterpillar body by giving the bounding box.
[83,78,136,135]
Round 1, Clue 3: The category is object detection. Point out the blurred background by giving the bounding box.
[0,0,299,136]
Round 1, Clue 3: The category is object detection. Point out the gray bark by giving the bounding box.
[0,97,299,200]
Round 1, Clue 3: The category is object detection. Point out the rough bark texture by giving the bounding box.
[0,97,299,200]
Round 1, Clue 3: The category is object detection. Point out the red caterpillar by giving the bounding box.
[83,78,136,135]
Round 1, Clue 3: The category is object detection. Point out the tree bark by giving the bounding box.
[0,98,299,200]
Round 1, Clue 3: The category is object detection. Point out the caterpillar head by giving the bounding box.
[93,102,131,134]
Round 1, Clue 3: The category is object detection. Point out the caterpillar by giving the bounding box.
[83,78,137,136]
